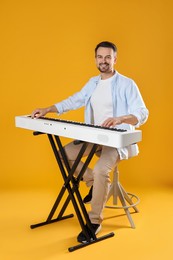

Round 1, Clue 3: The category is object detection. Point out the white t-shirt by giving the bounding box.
[90,76,114,125]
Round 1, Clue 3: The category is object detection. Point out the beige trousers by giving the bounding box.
[63,141,120,224]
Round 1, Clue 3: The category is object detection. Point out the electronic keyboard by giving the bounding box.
[15,115,142,148]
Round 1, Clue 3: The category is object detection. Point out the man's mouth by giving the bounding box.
[99,63,109,68]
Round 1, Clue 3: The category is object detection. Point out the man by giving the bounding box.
[31,41,149,243]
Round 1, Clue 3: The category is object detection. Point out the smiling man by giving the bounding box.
[31,41,149,243]
[96,44,117,76]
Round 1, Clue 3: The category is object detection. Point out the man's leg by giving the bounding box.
[77,146,120,243]
[88,146,120,224]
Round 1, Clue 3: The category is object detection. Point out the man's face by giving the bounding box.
[95,47,117,73]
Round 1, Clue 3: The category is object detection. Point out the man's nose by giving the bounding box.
[101,57,106,63]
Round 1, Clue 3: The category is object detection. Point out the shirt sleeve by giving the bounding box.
[126,80,149,127]
[55,91,86,114]
[54,77,97,115]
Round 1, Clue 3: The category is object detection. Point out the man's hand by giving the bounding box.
[101,115,138,127]
[101,117,122,128]
[31,105,58,118]
[31,108,48,118]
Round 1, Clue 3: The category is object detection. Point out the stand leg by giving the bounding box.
[31,133,115,249]
[68,232,115,252]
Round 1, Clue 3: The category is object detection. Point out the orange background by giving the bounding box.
[0,0,172,190]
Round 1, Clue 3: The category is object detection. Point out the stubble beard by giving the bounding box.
[98,63,111,73]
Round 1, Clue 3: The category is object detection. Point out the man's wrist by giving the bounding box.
[119,116,126,124]
[119,115,138,125]
[46,105,58,113]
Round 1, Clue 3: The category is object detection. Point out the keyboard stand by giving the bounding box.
[30,132,114,252]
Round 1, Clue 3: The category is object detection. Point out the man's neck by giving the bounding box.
[101,70,116,80]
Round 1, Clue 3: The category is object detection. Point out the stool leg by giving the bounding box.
[119,184,139,213]
[106,170,139,228]
[117,182,136,228]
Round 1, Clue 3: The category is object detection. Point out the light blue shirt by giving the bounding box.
[55,71,149,159]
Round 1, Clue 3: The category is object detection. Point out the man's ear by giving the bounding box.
[114,55,117,64]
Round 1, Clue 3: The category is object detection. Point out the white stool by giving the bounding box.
[106,168,140,228]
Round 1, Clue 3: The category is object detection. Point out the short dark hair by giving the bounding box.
[95,41,117,55]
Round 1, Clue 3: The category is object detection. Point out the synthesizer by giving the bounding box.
[15,115,142,148]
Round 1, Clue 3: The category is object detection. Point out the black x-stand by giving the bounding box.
[30,132,114,252]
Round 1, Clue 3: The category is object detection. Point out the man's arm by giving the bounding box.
[31,105,58,118]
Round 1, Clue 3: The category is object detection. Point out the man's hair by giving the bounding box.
[95,41,117,55]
